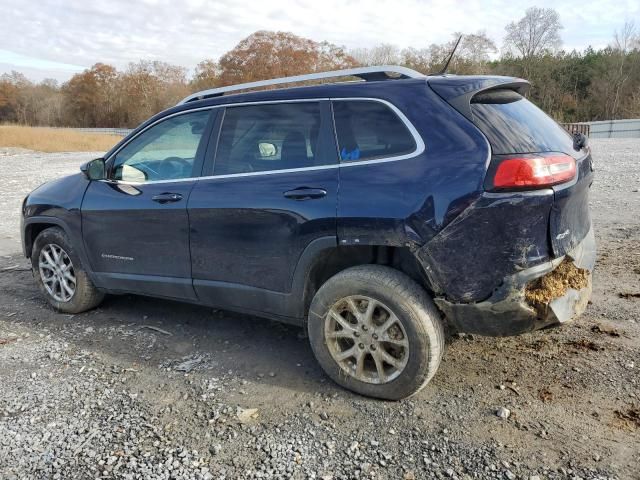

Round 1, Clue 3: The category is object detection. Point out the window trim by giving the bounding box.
[103,98,425,186]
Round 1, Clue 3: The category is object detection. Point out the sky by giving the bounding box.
[0,0,638,82]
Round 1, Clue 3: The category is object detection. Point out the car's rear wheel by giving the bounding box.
[31,227,104,314]
[308,265,445,400]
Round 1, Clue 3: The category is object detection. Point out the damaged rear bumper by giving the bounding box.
[435,226,596,336]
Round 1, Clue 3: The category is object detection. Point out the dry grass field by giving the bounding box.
[0,125,121,152]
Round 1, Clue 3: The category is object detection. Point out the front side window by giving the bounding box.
[333,100,416,162]
[214,102,322,175]
[112,110,210,182]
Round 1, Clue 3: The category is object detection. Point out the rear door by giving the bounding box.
[331,99,426,246]
[81,109,214,299]
[188,101,338,317]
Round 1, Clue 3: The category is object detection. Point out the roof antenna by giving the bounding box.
[437,35,463,75]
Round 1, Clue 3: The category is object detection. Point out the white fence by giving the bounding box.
[563,119,640,139]
[54,127,133,137]
[586,119,640,139]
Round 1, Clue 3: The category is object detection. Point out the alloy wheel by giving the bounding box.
[38,244,76,302]
[324,295,409,384]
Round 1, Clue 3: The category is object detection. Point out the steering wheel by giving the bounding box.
[157,157,192,179]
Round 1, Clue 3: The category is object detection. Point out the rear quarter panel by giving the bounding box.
[419,190,554,302]
[338,82,563,304]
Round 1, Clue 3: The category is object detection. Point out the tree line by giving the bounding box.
[1,7,638,128]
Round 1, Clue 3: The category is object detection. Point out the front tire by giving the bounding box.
[31,227,104,314]
[307,265,445,400]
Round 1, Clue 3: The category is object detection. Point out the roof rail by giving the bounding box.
[177,65,426,105]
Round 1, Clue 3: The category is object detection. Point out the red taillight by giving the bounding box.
[492,154,576,190]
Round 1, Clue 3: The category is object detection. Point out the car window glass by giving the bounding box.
[471,89,575,155]
[214,102,322,175]
[333,101,416,162]
[112,110,210,182]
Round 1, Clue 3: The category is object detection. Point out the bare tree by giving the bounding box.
[458,31,497,64]
[401,32,497,74]
[431,31,498,73]
[613,20,637,52]
[358,31,496,74]
[503,7,563,60]
[610,21,637,118]
[400,47,433,73]
[350,44,401,66]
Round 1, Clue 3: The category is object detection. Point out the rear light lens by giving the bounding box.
[491,154,576,190]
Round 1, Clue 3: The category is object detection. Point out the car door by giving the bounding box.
[188,100,338,318]
[81,108,215,300]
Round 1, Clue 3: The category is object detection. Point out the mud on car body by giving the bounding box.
[21,66,595,400]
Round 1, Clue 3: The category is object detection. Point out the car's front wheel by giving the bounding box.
[308,265,445,400]
[31,227,104,314]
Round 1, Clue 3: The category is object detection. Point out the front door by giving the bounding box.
[188,101,338,317]
[81,109,214,299]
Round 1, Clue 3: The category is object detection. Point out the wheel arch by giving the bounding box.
[23,216,96,283]
[23,217,72,258]
[291,238,434,320]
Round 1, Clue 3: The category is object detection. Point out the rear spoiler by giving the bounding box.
[427,76,530,121]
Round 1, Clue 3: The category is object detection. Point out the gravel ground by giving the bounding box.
[0,147,101,255]
[0,139,638,479]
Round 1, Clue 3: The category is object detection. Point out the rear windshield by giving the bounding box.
[471,89,575,155]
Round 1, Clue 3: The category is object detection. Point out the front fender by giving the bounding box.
[22,174,93,277]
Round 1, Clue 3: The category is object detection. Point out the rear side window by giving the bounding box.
[333,100,416,162]
[471,89,575,155]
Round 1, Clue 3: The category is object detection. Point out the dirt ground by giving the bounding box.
[0,140,638,479]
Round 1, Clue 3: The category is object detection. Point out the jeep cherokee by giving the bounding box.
[21,66,595,400]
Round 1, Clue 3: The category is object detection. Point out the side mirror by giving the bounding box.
[572,132,588,151]
[81,158,106,180]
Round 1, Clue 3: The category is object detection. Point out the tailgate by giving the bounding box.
[550,151,594,257]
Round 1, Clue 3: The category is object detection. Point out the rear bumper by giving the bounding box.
[435,226,596,336]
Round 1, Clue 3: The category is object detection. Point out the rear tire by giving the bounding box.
[31,227,104,314]
[307,265,445,400]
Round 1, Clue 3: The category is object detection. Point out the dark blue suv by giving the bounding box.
[21,66,595,399]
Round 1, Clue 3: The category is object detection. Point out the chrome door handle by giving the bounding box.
[283,188,327,200]
[152,193,183,203]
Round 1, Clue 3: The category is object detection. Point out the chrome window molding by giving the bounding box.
[102,97,425,186]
